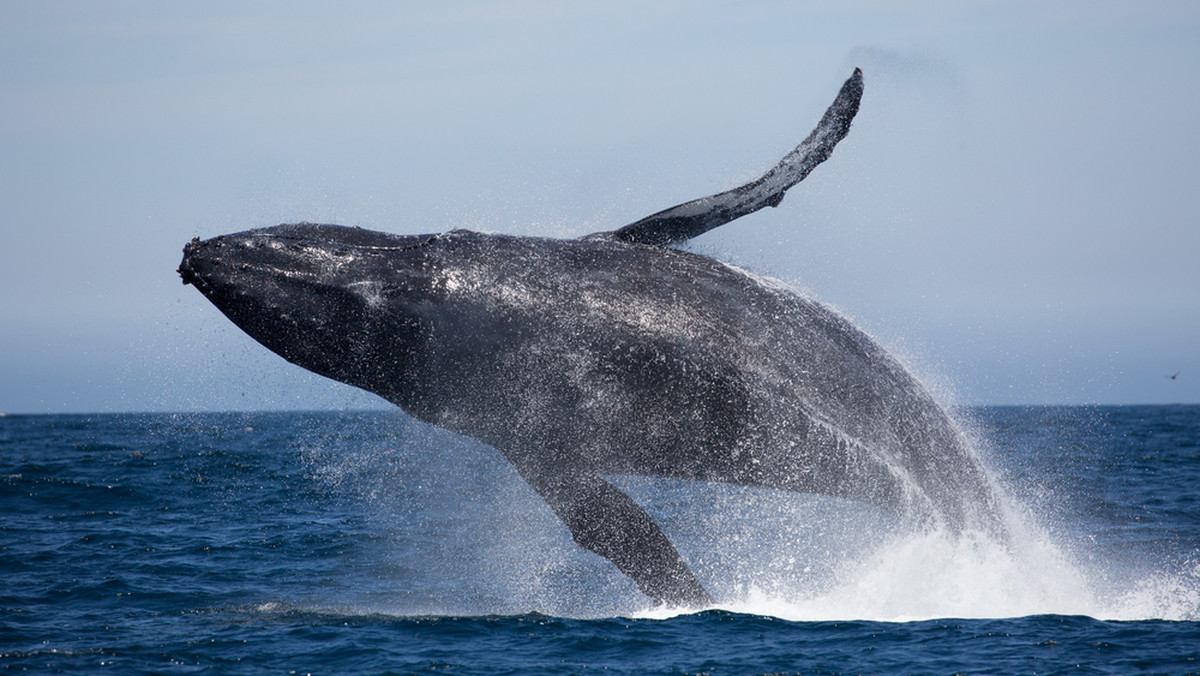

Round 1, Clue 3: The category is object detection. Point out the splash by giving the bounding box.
[644,495,1200,623]
[716,526,1092,622]
[296,414,1199,622]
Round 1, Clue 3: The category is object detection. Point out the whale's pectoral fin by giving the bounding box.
[592,68,863,247]
[517,467,713,607]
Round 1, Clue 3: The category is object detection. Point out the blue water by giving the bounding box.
[3,406,1198,673]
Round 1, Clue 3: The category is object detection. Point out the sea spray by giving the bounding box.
[290,411,1199,621]
[1105,561,1200,621]
[719,526,1090,621]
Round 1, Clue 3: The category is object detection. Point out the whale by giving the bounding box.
[178,69,1004,606]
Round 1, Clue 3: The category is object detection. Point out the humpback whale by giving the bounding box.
[179,69,1004,607]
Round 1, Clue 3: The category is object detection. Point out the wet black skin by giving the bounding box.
[178,70,1005,606]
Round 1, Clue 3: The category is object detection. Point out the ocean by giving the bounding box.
[2,405,1198,674]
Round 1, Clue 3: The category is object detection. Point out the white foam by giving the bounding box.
[674,519,1200,623]
[717,527,1078,621]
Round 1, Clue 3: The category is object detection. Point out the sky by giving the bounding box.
[1,1,1197,413]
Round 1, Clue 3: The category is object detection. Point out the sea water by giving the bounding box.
[2,406,1198,673]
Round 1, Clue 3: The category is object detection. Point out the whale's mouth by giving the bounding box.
[178,223,437,401]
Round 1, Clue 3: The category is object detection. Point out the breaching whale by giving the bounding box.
[178,69,1004,607]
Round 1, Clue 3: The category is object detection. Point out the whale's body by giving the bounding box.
[179,70,1004,606]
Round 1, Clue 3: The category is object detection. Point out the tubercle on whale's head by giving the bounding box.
[178,223,444,402]
[178,223,440,291]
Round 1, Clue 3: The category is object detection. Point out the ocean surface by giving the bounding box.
[2,405,1198,674]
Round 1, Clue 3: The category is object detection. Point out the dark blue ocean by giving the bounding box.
[3,405,1198,674]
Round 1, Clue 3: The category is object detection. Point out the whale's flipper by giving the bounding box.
[515,463,712,607]
[597,68,863,247]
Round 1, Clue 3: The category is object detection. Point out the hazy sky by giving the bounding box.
[2,1,1197,413]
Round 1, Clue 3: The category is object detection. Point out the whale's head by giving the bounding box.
[178,223,446,404]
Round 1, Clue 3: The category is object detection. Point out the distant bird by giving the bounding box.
[1166,371,1180,380]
